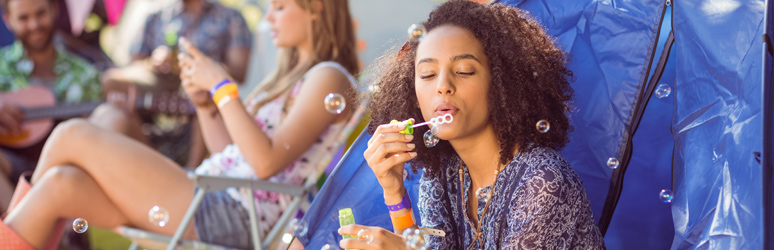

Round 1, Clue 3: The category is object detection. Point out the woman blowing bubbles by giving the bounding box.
[338,1,605,249]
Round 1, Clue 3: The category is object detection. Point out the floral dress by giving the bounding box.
[418,143,606,249]
[195,61,356,235]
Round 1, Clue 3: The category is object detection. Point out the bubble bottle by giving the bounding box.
[339,208,356,250]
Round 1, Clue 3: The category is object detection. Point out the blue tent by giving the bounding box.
[297,0,774,249]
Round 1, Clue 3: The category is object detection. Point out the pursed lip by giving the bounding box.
[434,103,459,116]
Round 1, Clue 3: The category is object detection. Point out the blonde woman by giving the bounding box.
[0,0,358,248]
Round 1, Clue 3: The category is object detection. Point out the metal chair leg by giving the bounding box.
[167,189,206,250]
[264,194,304,247]
[247,188,264,250]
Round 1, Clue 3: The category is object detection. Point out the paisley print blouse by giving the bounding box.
[418,143,606,249]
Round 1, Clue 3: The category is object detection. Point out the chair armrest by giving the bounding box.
[188,173,308,196]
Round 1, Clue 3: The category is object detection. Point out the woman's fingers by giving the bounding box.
[179,37,203,59]
[369,122,411,146]
[338,225,402,250]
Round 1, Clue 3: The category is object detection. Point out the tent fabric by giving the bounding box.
[671,0,766,249]
[764,0,774,248]
[495,0,666,227]
[497,0,672,248]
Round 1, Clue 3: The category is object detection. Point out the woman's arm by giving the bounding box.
[179,39,353,178]
[216,68,351,178]
[180,81,233,154]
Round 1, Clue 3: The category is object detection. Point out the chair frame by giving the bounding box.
[123,102,367,250]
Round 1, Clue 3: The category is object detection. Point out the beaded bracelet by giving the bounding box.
[390,208,415,230]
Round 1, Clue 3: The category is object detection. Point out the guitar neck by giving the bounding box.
[23,101,104,121]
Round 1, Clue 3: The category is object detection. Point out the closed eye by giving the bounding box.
[419,74,436,79]
[457,72,474,76]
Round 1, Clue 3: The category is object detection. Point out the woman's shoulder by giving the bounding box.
[511,143,583,190]
[304,61,357,86]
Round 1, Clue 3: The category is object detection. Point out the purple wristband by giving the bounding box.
[386,192,411,212]
[209,79,233,96]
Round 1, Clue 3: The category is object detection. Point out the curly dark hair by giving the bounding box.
[365,0,574,178]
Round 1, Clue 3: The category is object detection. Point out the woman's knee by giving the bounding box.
[50,119,95,143]
[90,104,132,131]
[38,165,89,196]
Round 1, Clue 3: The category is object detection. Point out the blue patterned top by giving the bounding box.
[131,1,252,62]
[418,143,606,249]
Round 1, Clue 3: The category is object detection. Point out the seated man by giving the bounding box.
[100,0,252,167]
[0,0,101,213]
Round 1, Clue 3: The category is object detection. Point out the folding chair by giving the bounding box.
[118,100,368,250]
[292,130,424,249]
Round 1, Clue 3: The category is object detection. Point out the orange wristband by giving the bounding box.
[212,83,239,108]
[390,208,415,230]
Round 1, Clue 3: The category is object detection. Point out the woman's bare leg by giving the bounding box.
[89,104,149,145]
[5,166,129,248]
[25,119,196,237]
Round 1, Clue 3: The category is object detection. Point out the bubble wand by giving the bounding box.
[390,114,453,135]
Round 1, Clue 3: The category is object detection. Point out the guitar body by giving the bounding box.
[0,86,56,148]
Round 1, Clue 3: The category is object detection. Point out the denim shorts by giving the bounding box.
[194,191,254,249]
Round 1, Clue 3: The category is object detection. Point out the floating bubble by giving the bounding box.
[655,84,672,99]
[407,24,427,41]
[607,157,620,169]
[281,233,293,244]
[320,244,332,250]
[423,130,439,148]
[430,125,439,136]
[324,93,346,114]
[358,228,374,244]
[72,218,88,233]
[659,189,674,203]
[536,120,550,133]
[289,218,309,237]
[403,228,427,250]
[148,206,170,227]
[533,71,538,77]
[475,188,490,204]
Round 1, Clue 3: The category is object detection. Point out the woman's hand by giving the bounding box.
[181,77,214,109]
[339,224,406,250]
[178,38,233,92]
[363,120,417,200]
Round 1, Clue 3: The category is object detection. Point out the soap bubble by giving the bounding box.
[148,206,170,227]
[281,233,294,244]
[659,189,674,203]
[607,157,620,169]
[475,188,490,204]
[324,93,346,114]
[655,84,672,99]
[430,125,439,136]
[423,130,439,148]
[72,218,88,233]
[289,218,309,237]
[407,24,427,41]
[320,244,332,250]
[536,120,550,133]
[358,228,374,244]
[402,228,428,250]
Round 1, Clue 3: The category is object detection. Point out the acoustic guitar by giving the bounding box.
[0,85,196,148]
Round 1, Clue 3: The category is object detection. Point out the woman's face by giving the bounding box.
[414,25,492,141]
[265,0,313,48]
